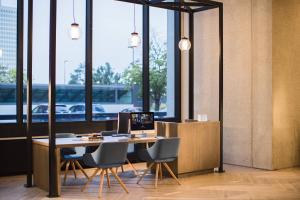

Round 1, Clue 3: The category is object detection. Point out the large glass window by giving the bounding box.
[92,0,143,120]
[150,8,175,118]
[56,0,86,122]
[32,0,49,122]
[0,0,17,123]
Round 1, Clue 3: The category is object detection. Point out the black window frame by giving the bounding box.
[0,0,181,138]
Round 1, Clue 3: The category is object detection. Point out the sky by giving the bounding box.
[2,0,167,84]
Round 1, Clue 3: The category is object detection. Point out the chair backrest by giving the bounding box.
[91,142,128,167]
[148,138,180,161]
[117,112,130,133]
[56,133,76,155]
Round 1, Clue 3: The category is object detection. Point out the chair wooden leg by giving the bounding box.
[105,169,110,188]
[137,162,154,184]
[74,160,89,179]
[155,163,159,188]
[126,158,138,176]
[60,161,65,168]
[162,162,181,185]
[81,168,100,192]
[63,161,70,185]
[109,168,129,193]
[98,169,105,198]
[159,163,163,180]
[71,161,77,179]
[121,165,124,173]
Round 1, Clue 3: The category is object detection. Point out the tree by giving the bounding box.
[0,65,17,83]
[69,63,85,85]
[122,61,143,96]
[122,32,167,111]
[149,32,167,111]
[93,62,121,85]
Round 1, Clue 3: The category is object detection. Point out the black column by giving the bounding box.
[48,0,58,197]
[86,0,93,121]
[188,13,194,120]
[174,10,181,122]
[218,4,224,173]
[143,5,150,112]
[16,0,24,128]
[25,0,33,188]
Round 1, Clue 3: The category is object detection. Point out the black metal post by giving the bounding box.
[25,0,33,188]
[218,4,224,173]
[188,13,194,120]
[174,10,181,122]
[86,0,93,121]
[143,5,150,112]
[48,0,58,197]
[16,0,23,127]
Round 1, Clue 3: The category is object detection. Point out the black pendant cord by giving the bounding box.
[73,0,76,23]
[133,4,136,32]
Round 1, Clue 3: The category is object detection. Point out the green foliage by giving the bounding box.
[93,62,121,85]
[68,33,168,111]
[122,61,143,96]
[0,65,17,84]
[149,33,167,111]
[68,63,85,85]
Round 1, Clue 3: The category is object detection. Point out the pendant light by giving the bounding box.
[0,49,2,58]
[129,4,141,48]
[178,13,191,51]
[70,0,80,40]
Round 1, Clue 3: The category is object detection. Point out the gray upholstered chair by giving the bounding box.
[56,133,89,185]
[81,141,129,197]
[137,138,181,188]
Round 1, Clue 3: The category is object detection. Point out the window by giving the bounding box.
[149,8,175,118]
[0,0,17,123]
[56,0,86,122]
[92,0,143,120]
[0,1,179,126]
[32,0,50,122]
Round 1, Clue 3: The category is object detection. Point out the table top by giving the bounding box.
[33,136,160,148]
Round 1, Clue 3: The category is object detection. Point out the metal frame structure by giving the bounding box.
[116,0,224,169]
[117,0,224,173]
[20,0,223,197]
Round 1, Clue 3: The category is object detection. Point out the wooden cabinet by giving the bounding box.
[155,121,220,175]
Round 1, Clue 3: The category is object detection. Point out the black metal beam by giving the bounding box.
[174,10,181,122]
[25,0,33,188]
[17,0,23,127]
[86,0,93,122]
[188,13,194,119]
[192,5,218,12]
[115,0,221,13]
[48,0,58,197]
[218,4,224,173]
[142,5,150,112]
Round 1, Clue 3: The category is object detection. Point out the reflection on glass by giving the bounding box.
[92,0,143,120]
[0,0,17,123]
[150,7,175,118]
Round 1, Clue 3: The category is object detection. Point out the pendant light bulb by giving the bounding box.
[129,32,141,48]
[179,13,191,51]
[70,23,81,40]
[179,37,191,51]
[70,0,80,40]
[0,48,3,58]
[128,4,141,48]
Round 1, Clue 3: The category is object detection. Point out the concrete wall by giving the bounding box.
[272,0,300,169]
[182,0,273,169]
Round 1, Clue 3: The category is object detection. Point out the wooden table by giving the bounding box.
[32,136,158,195]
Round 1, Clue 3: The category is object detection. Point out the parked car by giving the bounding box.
[120,107,142,113]
[68,104,105,114]
[32,104,68,114]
